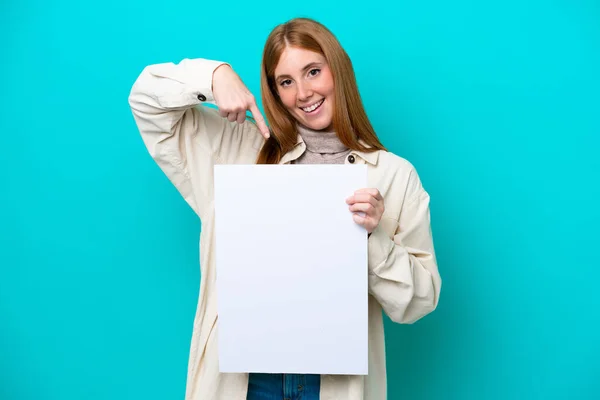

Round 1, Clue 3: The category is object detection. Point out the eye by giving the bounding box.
[279,79,292,87]
[309,68,320,77]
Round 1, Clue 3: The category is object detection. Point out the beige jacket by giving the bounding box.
[128,58,442,400]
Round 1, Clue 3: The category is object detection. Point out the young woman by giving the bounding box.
[129,17,441,400]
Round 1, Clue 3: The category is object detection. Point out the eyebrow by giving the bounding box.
[275,62,324,82]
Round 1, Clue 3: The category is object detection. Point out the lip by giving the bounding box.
[299,98,325,114]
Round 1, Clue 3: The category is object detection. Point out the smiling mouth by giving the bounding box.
[300,99,324,113]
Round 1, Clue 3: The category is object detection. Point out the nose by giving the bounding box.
[296,81,313,103]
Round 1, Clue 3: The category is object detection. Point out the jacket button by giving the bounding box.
[197,93,207,102]
[348,155,355,163]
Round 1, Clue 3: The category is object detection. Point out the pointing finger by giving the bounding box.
[249,103,270,139]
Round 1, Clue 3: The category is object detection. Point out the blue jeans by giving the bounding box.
[246,373,320,400]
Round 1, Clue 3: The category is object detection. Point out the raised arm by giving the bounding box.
[128,58,267,219]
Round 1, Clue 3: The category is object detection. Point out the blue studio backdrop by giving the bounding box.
[1,1,599,399]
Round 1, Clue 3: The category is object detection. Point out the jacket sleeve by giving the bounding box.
[367,168,442,324]
[128,58,264,220]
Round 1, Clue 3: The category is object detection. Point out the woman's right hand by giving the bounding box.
[212,65,270,139]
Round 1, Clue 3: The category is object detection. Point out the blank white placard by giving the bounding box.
[213,164,368,375]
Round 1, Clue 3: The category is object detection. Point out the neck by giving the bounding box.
[296,124,348,154]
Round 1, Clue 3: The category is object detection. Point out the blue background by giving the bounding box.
[1,0,599,399]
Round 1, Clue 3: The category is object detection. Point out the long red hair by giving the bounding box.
[257,18,386,164]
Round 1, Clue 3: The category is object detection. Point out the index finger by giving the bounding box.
[248,103,270,139]
[355,188,382,200]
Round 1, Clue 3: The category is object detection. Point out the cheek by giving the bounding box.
[278,91,296,110]
[321,71,335,96]
[319,82,335,108]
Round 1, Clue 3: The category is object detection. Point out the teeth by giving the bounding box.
[301,99,323,112]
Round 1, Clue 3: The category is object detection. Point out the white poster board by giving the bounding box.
[213,164,368,375]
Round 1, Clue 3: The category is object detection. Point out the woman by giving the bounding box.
[129,17,441,400]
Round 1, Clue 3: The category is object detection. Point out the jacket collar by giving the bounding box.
[279,135,380,165]
[352,139,380,165]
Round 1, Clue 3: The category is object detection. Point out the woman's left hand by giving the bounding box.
[346,188,385,234]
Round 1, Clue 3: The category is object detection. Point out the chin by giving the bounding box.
[303,122,329,131]
[297,114,334,131]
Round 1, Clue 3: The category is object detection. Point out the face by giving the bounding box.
[274,46,335,131]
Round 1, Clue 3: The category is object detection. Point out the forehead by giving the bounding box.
[275,46,326,75]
